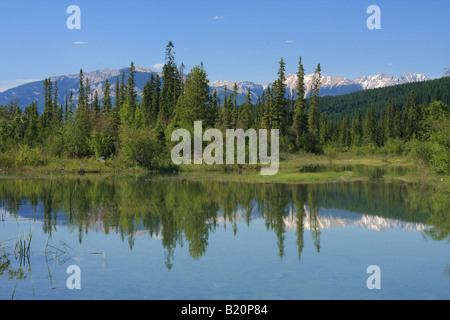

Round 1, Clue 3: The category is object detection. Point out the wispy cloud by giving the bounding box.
[387,62,393,66]
[152,63,164,70]
[285,40,294,43]
[214,15,224,20]
[0,79,42,92]
[74,41,88,45]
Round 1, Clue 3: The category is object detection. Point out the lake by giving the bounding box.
[0,175,448,300]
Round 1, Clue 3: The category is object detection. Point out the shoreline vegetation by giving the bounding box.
[1,152,448,190]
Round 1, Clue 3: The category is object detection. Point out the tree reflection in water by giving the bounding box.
[0,176,448,269]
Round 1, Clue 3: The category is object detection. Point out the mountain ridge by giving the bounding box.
[0,66,429,112]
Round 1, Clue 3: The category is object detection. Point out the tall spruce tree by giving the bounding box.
[114,76,121,111]
[173,64,210,128]
[93,90,100,113]
[364,105,377,144]
[385,98,394,140]
[239,89,253,130]
[85,77,91,110]
[42,78,53,129]
[103,78,112,112]
[159,41,181,126]
[273,58,288,132]
[209,89,220,127]
[293,56,308,149]
[308,63,321,135]
[78,69,85,110]
[126,62,137,111]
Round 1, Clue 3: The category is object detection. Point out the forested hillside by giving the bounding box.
[318,76,450,121]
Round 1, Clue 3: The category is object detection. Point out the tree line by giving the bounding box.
[0,177,447,267]
[0,41,449,173]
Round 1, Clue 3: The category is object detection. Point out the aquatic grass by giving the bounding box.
[12,226,35,299]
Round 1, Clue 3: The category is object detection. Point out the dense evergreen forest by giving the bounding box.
[318,76,450,122]
[0,42,449,174]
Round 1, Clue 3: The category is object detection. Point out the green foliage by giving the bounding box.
[381,138,405,155]
[90,131,114,159]
[118,126,156,169]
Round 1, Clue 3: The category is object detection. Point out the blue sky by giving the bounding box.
[0,0,449,91]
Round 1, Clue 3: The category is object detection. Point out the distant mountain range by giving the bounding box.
[0,66,429,113]
[211,73,429,102]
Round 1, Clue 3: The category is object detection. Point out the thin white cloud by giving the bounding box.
[387,62,393,66]
[285,40,294,43]
[74,41,88,45]
[214,15,224,20]
[152,63,164,70]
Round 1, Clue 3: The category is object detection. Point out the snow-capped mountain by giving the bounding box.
[269,73,429,98]
[209,80,265,101]
[213,73,429,103]
[0,65,429,112]
[354,73,429,90]
[279,74,364,97]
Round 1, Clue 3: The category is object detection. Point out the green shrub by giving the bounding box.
[382,138,405,155]
[118,126,156,169]
[90,131,115,159]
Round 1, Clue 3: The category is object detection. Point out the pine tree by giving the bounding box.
[24,101,39,144]
[53,81,58,116]
[405,91,418,140]
[68,92,74,122]
[120,72,126,108]
[85,77,91,110]
[78,69,85,110]
[308,63,321,135]
[173,64,210,128]
[393,108,403,139]
[238,89,253,130]
[385,98,394,140]
[93,90,100,113]
[338,116,350,147]
[151,75,161,126]
[230,83,238,129]
[376,113,386,146]
[261,87,274,129]
[126,62,137,112]
[141,77,151,125]
[319,112,330,144]
[219,86,230,128]
[103,78,112,112]
[209,89,220,127]
[159,41,181,126]
[51,89,63,130]
[114,76,121,111]
[134,102,145,129]
[293,56,308,149]
[42,78,53,129]
[364,105,377,144]
[272,58,288,132]
[351,110,363,146]
[64,91,69,124]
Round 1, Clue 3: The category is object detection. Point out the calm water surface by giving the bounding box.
[0,175,448,300]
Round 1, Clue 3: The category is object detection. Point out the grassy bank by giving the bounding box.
[1,151,448,189]
[171,153,449,188]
